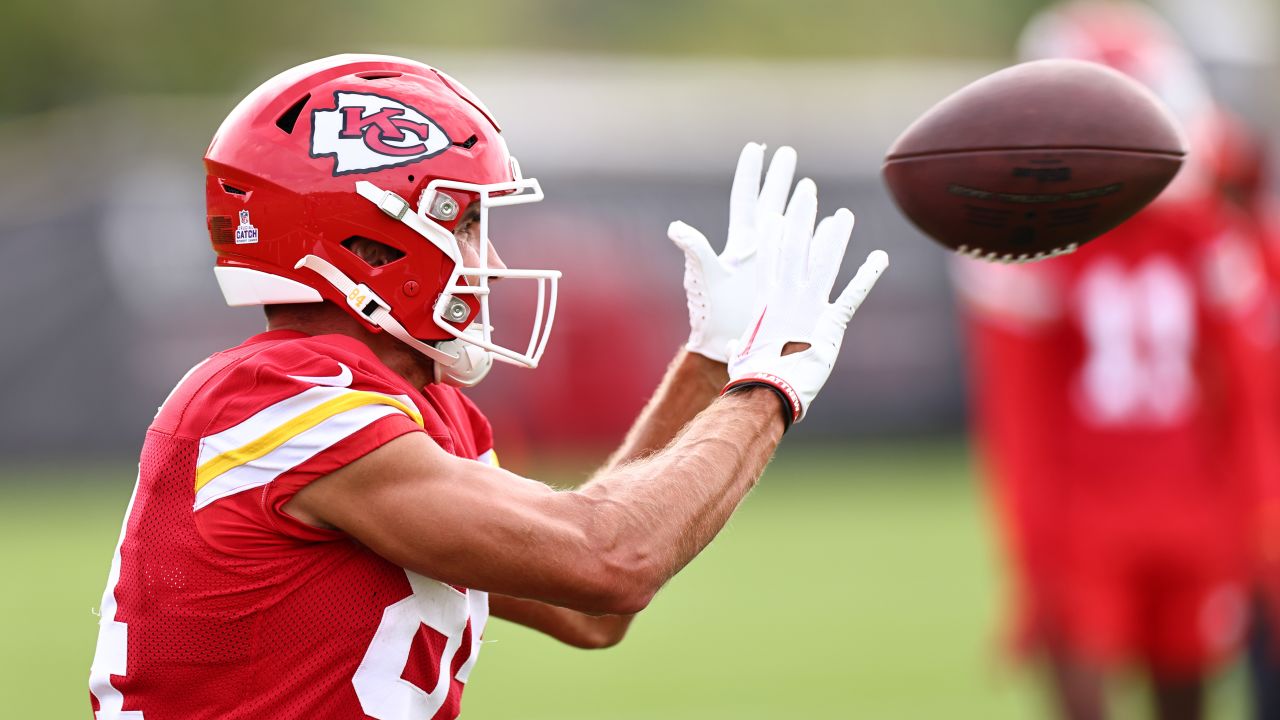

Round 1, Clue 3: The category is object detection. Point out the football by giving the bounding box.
[882,59,1186,262]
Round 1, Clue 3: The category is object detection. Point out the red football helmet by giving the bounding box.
[1017,1,1225,201]
[205,54,559,386]
[1017,0,1213,124]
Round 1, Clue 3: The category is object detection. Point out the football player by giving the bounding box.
[87,54,888,719]
[957,3,1279,719]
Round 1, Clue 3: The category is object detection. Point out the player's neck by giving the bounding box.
[265,303,435,389]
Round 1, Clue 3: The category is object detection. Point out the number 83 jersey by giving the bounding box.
[955,193,1279,489]
[89,330,497,720]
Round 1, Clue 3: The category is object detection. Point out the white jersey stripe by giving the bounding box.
[89,470,147,720]
[194,402,406,510]
[197,386,417,467]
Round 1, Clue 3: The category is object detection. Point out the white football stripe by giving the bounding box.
[194,402,405,510]
[197,385,414,467]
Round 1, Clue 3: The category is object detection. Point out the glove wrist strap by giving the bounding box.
[723,374,799,432]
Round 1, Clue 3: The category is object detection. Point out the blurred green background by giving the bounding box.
[0,0,1049,117]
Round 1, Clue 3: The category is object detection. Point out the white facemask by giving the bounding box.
[295,161,560,387]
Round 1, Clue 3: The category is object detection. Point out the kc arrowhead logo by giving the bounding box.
[311,92,452,175]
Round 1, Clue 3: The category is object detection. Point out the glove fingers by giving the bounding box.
[811,209,855,293]
[668,221,717,268]
[728,142,765,240]
[756,146,798,220]
[757,211,785,287]
[832,250,890,323]
[782,178,818,280]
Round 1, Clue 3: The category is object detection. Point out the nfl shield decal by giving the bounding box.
[235,210,259,244]
[311,92,452,175]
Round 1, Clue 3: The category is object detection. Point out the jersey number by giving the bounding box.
[1075,257,1198,426]
[352,571,489,720]
[90,483,487,720]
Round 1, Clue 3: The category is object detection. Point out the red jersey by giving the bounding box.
[956,194,1277,671]
[89,330,496,720]
[958,194,1272,508]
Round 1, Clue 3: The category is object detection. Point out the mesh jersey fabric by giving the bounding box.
[89,330,495,720]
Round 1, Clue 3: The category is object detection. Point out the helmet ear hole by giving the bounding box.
[341,236,406,268]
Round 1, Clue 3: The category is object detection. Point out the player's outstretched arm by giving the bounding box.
[287,386,784,615]
[592,142,801,465]
[601,349,728,471]
[482,354,771,648]
[481,144,802,646]
[287,178,887,617]
[484,349,727,649]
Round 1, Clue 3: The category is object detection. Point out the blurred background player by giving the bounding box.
[955,2,1280,719]
[1187,16,1280,718]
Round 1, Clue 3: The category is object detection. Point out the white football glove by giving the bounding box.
[724,178,889,427]
[669,142,798,363]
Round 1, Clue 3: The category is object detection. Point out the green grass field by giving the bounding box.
[1,442,1246,718]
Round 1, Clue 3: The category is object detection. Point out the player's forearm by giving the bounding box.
[602,349,727,471]
[578,387,785,606]
[488,594,634,649]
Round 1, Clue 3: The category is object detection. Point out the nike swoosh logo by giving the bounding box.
[288,362,354,388]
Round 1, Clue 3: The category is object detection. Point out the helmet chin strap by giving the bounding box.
[433,329,494,388]
[294,254,494,387]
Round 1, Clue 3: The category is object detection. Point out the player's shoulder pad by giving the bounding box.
[196,333,426,433]
[188,333,427,511]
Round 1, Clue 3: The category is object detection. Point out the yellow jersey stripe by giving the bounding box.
[194,391,424,492]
